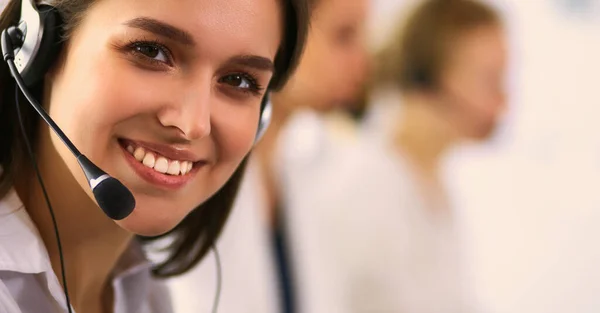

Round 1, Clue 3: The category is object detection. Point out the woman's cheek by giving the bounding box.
[212,99,260,161]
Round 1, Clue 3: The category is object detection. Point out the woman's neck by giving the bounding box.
[393,95,457,181]
[14,126,131,313]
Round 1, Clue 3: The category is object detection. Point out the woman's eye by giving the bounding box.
[132,43,170,63]
[220,74,258,91]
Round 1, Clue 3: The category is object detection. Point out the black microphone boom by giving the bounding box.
[2,28,135,220]
[76,155,135,220]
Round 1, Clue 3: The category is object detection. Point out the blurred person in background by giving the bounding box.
[167,0,370,312]
[296,0,508,312]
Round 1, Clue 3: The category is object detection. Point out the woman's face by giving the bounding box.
[278,0,370,111]
[438,25,507,140]
[44,0,282,235]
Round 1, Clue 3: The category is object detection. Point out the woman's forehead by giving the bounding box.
[84,0,283,59]
[447,27,505,68]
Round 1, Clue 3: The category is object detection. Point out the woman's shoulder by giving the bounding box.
[0,188,53,274]
[331,134,410,187]
[0,188,68,313]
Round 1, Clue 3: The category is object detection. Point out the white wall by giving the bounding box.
[450,2,600,311]
[369,1,600,312]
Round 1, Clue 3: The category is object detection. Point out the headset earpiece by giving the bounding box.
[407,64,435,91]
[255,93,272,143]
[13,0,63,87]
[411,67,433,90]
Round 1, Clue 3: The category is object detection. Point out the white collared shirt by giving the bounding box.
[167,160,280,313]
[0,187,172,313]
[273,106,485,312]
[167,110,354,313]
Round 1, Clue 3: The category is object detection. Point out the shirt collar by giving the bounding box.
[0,187,52,273]
[113,238,153,279]
[111,239,155,313]
[0,186,152,279]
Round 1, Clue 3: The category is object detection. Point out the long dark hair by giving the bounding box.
[0,0,309,278]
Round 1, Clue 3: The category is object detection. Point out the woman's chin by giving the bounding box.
[116,218,178,237]
[114,206,187,237]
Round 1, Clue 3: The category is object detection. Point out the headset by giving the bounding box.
[2,0,273,311]
[404,62,436,91]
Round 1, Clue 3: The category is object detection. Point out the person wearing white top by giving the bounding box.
[0,0,309,312]
[282,0,509,312]
[166,0,371,311]
[168,160,280,313]
[0,187,171,313]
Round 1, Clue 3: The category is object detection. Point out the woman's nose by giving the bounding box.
[156,82,212,141]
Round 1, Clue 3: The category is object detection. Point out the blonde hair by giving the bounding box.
[376,0,501,91]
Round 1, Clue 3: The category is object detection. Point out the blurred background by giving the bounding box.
[3,0,598,312]
[369,1,600,312]
[171,0,600,312]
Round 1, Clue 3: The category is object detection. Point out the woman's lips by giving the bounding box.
[118,139,204,190]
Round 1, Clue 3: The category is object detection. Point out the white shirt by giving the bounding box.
[0,187,172,313]
[276,110,364,313]
[167,109,359,313]
[282,122,484,313]
[167,160,280,313]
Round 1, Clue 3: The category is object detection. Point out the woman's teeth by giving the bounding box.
[126,145,193,175]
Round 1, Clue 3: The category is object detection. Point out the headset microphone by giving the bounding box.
[2,27,135,220]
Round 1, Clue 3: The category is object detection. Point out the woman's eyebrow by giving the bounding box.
[124,17,195,46]
[227,55,275,73]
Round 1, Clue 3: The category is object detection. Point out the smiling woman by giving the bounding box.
[0,0,308,312]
